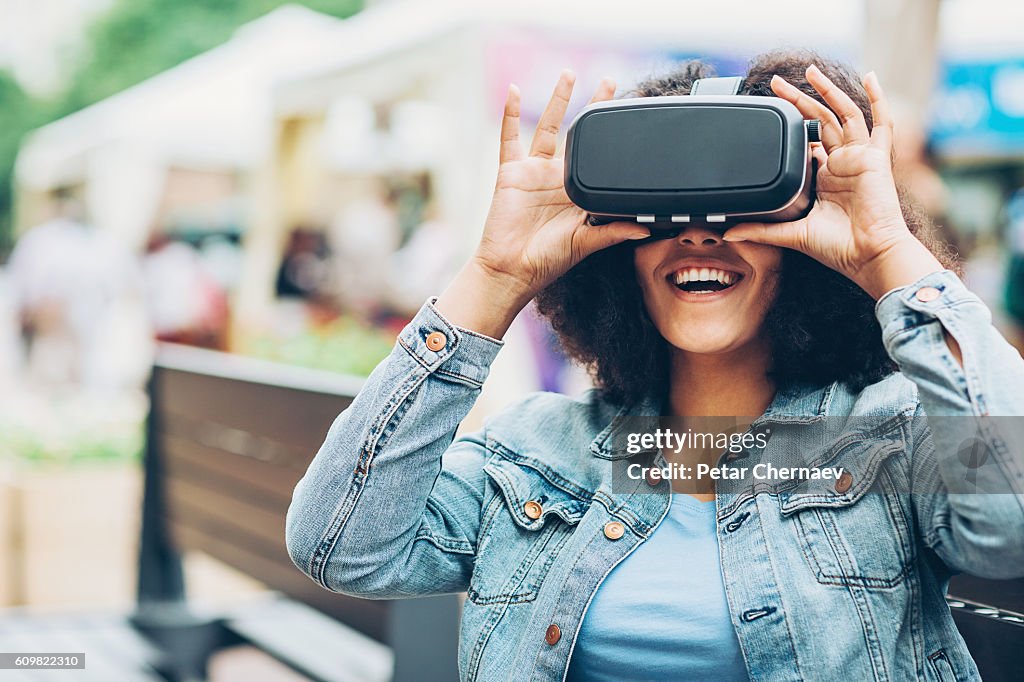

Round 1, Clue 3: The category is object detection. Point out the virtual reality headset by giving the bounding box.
[563,76,821,230]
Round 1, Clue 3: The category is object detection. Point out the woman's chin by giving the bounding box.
[664,332,749,356]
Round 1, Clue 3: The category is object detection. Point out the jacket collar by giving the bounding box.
[590,379,840,460]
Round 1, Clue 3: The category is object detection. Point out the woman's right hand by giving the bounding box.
[474,71,651,298]
[435,71,649,339]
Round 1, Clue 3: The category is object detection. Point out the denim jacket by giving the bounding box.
[286,269,1024,681]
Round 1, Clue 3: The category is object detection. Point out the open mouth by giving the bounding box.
[667,267,743,294]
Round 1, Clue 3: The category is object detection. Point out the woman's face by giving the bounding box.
[631,223,784,355]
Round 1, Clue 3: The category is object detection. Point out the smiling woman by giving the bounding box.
[286,48,1024,682]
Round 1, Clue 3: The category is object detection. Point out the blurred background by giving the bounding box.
[1,0,1023,680]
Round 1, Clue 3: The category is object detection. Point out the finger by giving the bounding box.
[811,143,829,172]
[555,78,612,160]
[823,147,867,178]
[722,220,807,251]
[863,71,894,152]
[575,222,650,257]
[587,77,616,105]
[499,84,523,164]
[530,69,576,159]
[770,75,843,152]
[806,64,869,146]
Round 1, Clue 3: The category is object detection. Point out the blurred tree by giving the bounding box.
[0,0,362,252]
[0,71,49,254]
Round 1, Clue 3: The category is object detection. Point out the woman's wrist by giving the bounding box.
[854,231,946,300]
[433,258,535,340]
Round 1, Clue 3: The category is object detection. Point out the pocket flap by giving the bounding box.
[778,435,904,515]
[483,455,588,531]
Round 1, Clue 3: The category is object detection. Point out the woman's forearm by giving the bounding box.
[876,270,1024,577]
[875,269,1024,416]
[434,258,534,340]
[856,233,966,365]
[285,297,503,595]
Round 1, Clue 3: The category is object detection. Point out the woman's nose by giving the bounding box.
[676,225,725,246]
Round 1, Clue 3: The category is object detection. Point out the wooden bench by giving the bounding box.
[133,344,460,682]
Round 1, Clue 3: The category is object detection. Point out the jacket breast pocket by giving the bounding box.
[468,453,587,605]
[779,437,915,589]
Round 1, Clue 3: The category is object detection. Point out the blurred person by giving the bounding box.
[891,110,966,257]
[143,235,228,349]
[384,205,460,317]
[326,183,401,321]
[1003,188,1024,352]
[199,234,244,294]
[276,228,332,301]
[7,195,150,389]
[287,52,1024,681]
[272,227,336,333]
[0,269,21,385]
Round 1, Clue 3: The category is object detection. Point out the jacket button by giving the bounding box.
[545,624,561,645]
[425,331,447,351]
[915,287,941,302]
[645,468,660,487]
[524,500,543,519]
[603,521,625,540]
[834,471,853,494]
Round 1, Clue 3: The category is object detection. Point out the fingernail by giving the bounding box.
[628,231,650,240]
[722,234,745,242]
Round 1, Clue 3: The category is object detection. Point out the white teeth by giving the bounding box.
[671,266,740,288]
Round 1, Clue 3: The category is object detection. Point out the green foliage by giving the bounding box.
[0,391,146,467]
[237,315,396,377]
[0,72,50,252]
[0,0,362,251]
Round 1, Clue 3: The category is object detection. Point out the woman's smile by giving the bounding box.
[664,256,747,302]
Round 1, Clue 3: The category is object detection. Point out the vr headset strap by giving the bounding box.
[690,76,744,95]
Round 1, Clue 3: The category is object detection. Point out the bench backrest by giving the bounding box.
[145,344,384,640]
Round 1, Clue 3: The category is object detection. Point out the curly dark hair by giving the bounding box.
[535,49,961,408]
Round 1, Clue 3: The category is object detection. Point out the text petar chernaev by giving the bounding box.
[624,428,846,483]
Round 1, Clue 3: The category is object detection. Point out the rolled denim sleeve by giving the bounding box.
[875,270,1024,578]
[285,298,503,597]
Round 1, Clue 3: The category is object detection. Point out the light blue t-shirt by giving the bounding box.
[566,494,749,681]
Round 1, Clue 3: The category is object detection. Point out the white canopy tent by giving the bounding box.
[14,5,349,248]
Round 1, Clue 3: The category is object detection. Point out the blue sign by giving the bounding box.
[931,58,1024,158]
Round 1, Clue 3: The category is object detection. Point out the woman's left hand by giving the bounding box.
[722,65,944,299]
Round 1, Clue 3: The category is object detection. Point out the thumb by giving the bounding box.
[722,220,807,250]
[575,222,650,257]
